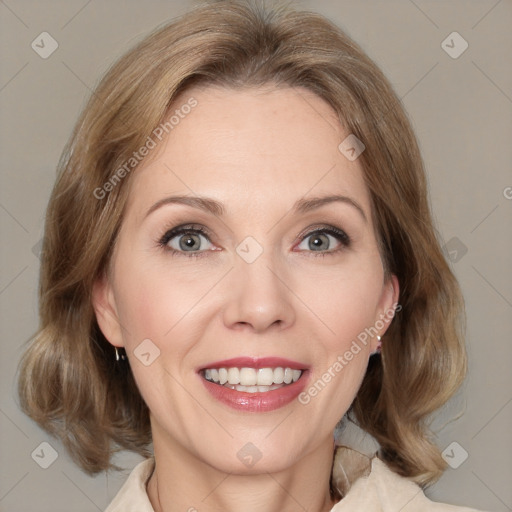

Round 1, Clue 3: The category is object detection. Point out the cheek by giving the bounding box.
[299,282,377,423]
[112,254,210,348]
[295,260,383,413]
[301,264,383,352]
[110,259,199,418]
[114,281,170,348]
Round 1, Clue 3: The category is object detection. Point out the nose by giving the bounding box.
[222,251,296,334]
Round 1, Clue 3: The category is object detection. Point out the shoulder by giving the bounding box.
[104,458,155,512]
[331,456,486,512]
[104,454,486,512]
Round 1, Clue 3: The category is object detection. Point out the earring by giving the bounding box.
[376,335,382,353]
[115,347,126,361]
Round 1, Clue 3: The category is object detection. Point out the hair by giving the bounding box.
[17,0,466,490]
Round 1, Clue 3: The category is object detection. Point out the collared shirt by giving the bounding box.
[104,455,483,511]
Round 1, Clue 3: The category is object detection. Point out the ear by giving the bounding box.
[370,274,400,353]
[91,271,124,349]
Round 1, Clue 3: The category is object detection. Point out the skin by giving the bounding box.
[93,85,399,512]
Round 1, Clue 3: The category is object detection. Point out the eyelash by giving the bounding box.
[156,223,351,258]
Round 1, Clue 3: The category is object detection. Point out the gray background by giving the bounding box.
[1,1,511,511]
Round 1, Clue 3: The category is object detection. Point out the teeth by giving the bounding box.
[238,385,258,393]
[273,367,284,384]
[239,367,257,386]
[257,368,274,386]
[203,366,303,389]
[218,367,228,385]
[227,367,240,385]
[230,384,286,392]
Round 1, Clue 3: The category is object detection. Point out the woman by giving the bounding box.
[17,1,484,510]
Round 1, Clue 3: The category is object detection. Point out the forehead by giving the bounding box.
[125,85,371,221]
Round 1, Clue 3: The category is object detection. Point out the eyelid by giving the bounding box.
[294,224,350,245]
[158,223,213,241]
[157,222,351,257]
[157,223,217,256]
[291,227,350,259]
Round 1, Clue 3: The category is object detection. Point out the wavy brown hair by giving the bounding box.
[17,0,466,487]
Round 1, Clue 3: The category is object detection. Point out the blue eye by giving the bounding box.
[296,227,350,256]
[158,224,351,258]
[158,225,214,257]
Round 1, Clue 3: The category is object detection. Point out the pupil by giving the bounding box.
[180,234,199,250]
[310,234,328,251]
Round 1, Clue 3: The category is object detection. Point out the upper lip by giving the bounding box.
[197,356,309,371]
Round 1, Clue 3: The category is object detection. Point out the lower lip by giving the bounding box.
[200,372,309,412]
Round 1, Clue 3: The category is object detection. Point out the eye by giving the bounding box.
[157,224,350,258]
[296,227,350,256]
[158,224,215,256]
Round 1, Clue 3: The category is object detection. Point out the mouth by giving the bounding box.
[197,357,309,412]
[201,366,303,393]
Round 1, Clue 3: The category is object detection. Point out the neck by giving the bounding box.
[146,427,337,512]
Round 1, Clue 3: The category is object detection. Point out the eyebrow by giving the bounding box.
[144,194,367,223]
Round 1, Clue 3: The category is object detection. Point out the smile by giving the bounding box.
[198,357,309,412]
[202,367,303,393]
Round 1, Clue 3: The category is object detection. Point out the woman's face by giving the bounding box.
[93,85,398,474]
